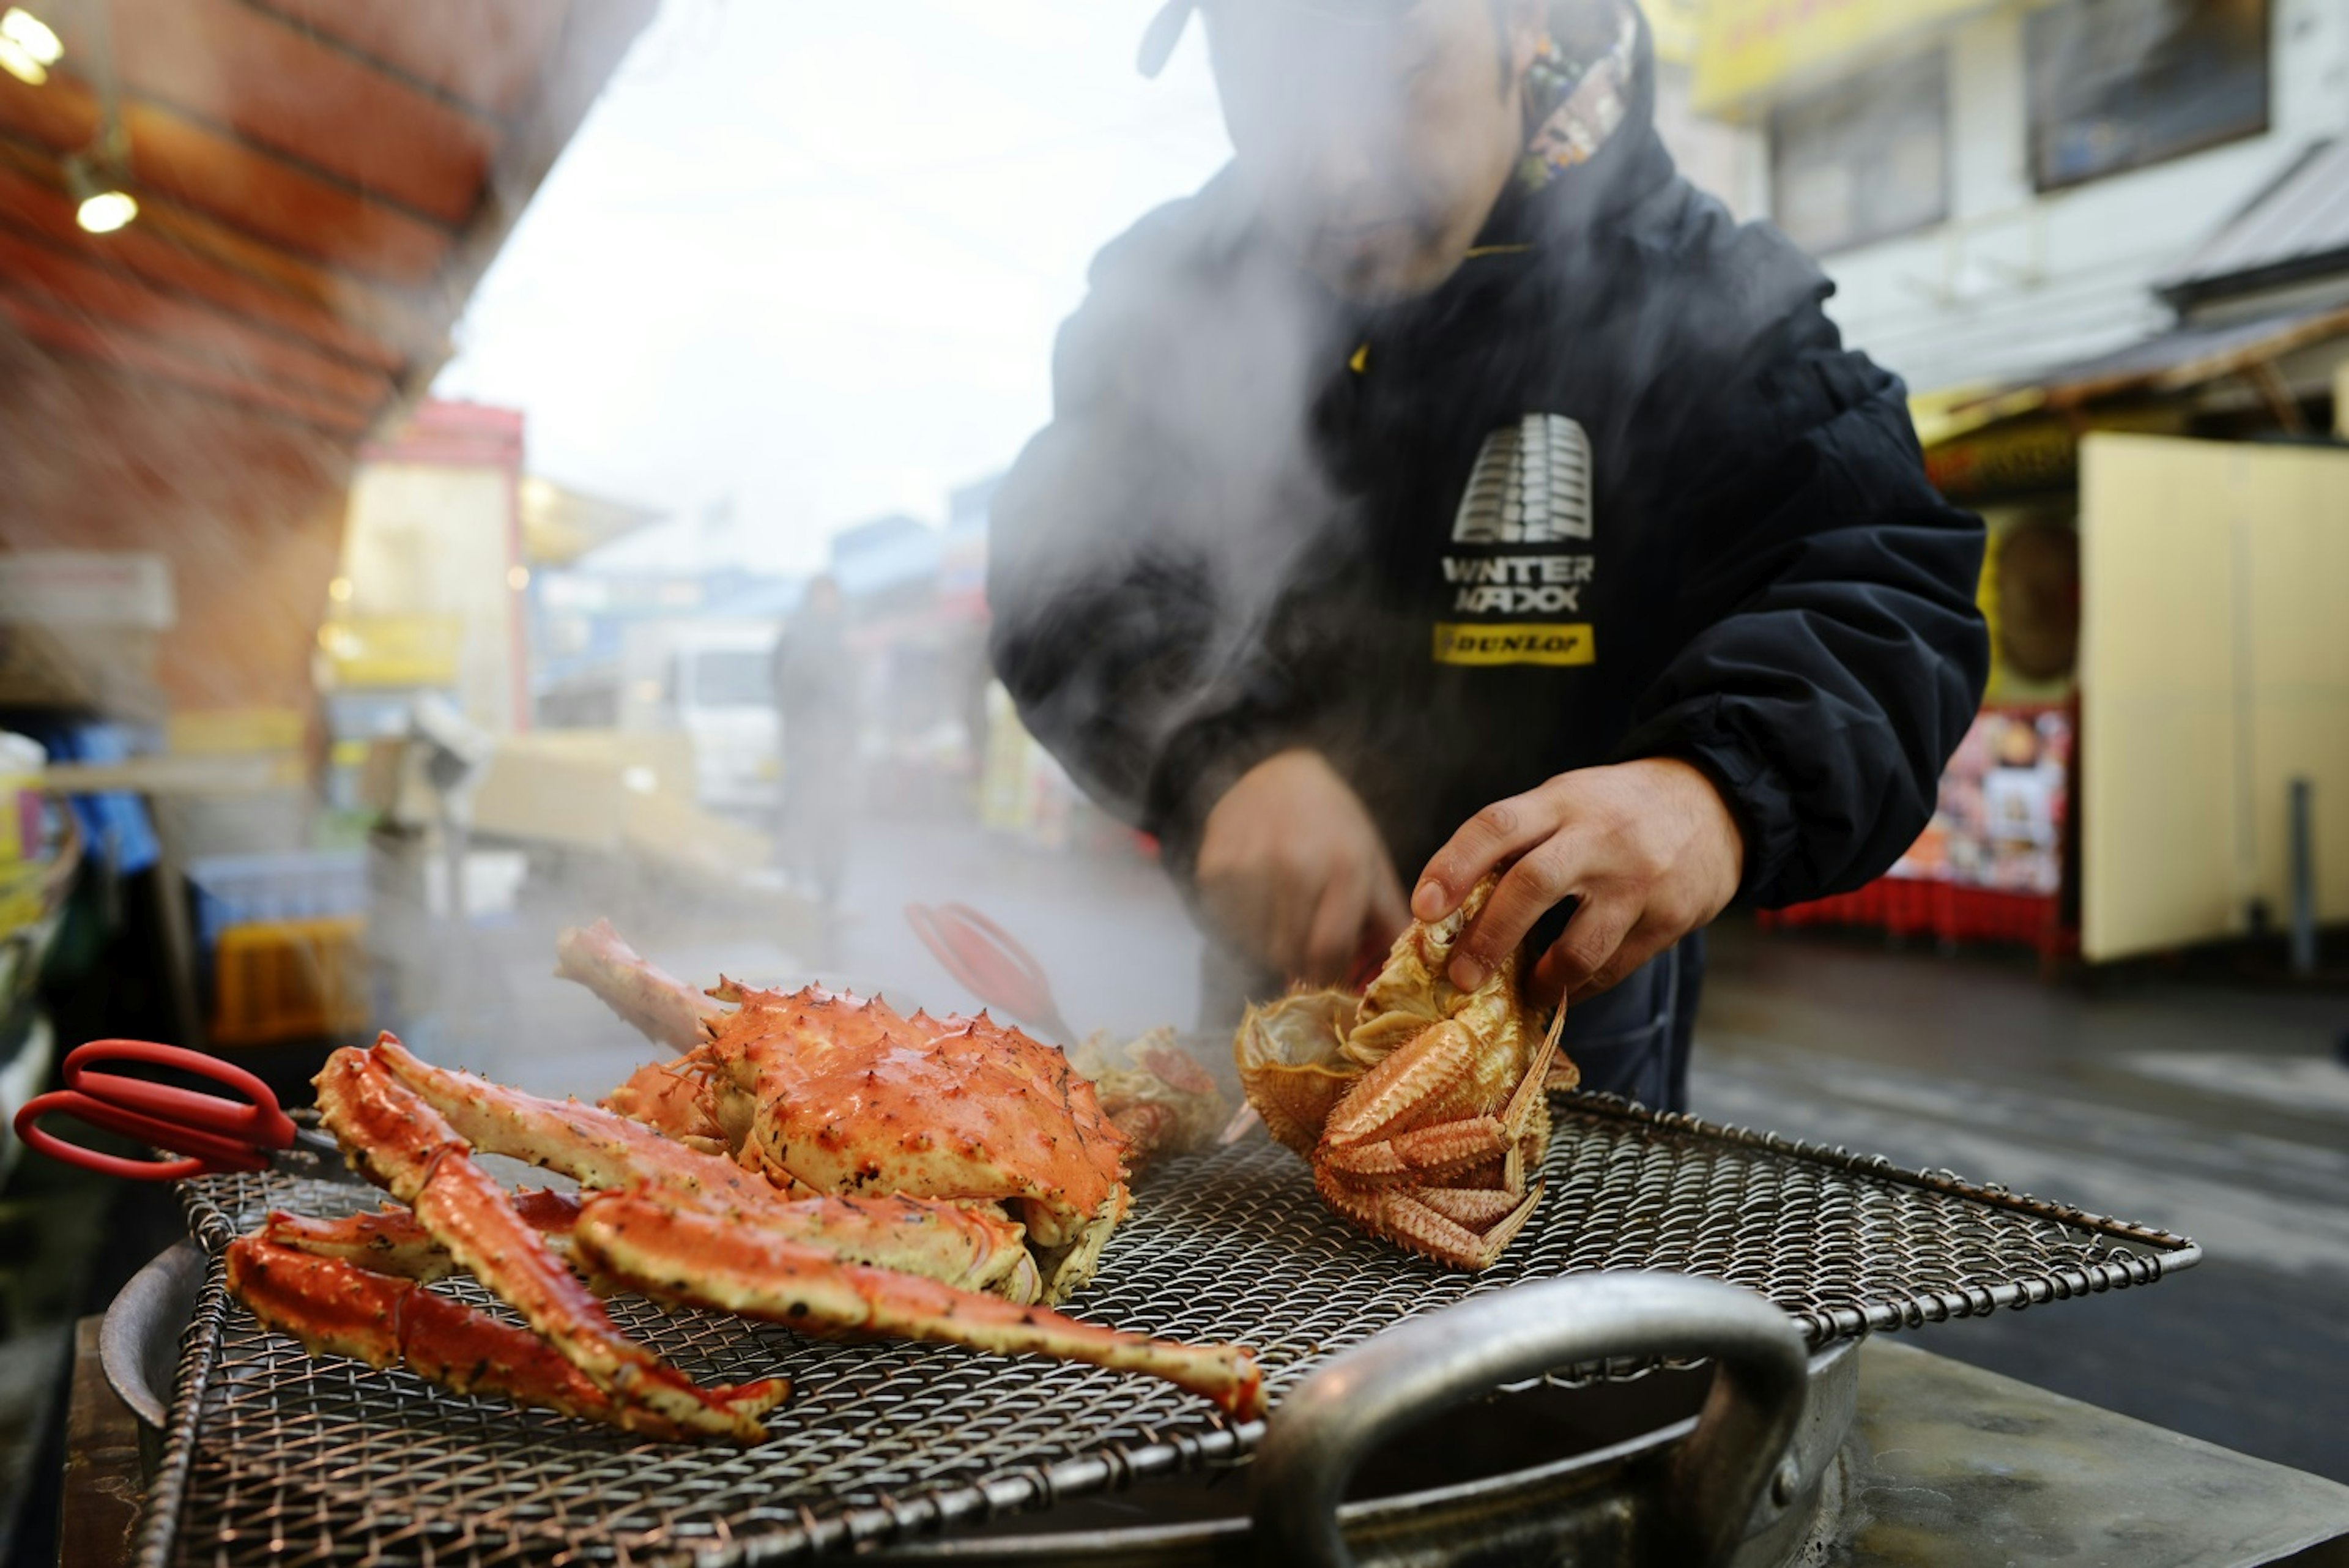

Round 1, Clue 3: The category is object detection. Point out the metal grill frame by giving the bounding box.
[132,1093,2201,1568]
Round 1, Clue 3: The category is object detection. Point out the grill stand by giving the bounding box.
[124,1094,2224,1567]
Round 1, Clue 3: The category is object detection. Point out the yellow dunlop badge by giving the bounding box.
[1432,622,1596,667]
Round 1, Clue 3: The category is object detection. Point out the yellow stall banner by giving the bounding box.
[1694,0,1994,115]
[317,614,464,688]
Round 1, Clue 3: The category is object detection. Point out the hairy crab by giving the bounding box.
[1234,878,1577,1270]
[224,927,1262,1443]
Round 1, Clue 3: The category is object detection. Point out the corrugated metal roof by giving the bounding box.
[1923,299,2349,431]
[2161,139,2349,307]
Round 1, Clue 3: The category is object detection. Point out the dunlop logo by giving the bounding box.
[1431,622,1596,667]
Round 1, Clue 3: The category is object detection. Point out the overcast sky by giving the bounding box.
[431,0,1233,576]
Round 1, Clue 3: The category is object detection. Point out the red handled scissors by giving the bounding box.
[904,903,1078,1043]
[12,1038,349,1183]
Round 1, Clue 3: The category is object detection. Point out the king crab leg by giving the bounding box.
[554,920,731,1053]
[269,1186,1043,1304]
[246,1036,1266,1436]
[575,1194,1266,1419]
[1307,1004,1565,1271]
[1310,1172,1546,1271]
[363,1037,1044,1301]
[1315,1008,1562,1187]
[315,1047,779,1440]
[225,1238,786,1441]
[260,1191,586,1283]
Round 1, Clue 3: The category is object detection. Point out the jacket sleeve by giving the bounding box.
[1612,299,1989,908]
[987,197,1331,872]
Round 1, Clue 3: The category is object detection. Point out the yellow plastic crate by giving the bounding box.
[211,916,370,1047]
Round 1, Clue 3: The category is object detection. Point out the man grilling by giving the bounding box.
[986,0,1987,1110]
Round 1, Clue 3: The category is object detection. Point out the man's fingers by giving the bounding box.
[1524,897,1641,1008]
[1447,834,1587,990]
[1263,861,1315,980]
[1301,867,1368,985]
[1413,789,1560,922]
[1198,845,1285,975]
[1539,912,1665,1008]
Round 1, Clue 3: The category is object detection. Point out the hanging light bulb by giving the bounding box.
[65,144,136,235]
[76,187,135,232]
[0,37,41,83]
[0,7,61,85]
[0,7,61,59]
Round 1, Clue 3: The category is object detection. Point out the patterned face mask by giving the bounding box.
[1515,0,1639,191]
[1138,0,1639,193]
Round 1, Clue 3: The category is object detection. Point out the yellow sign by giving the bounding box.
[319,614,463,688]
[1433,623,1596,667]
[1693,0,1991,114]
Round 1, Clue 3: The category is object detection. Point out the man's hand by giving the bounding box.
[1413,759,1745,1006]
[1197,749,1409,986]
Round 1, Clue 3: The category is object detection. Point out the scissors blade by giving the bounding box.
[273,1127,366,1184]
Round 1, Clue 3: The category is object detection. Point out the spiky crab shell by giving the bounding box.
[1236,882,1526,1156]
[696,985,1133,1295]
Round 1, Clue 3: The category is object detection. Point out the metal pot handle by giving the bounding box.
[1249,1272,1810,1568]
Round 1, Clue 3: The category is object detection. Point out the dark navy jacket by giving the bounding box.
[987,28,1987,925]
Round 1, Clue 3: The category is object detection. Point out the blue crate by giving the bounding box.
[186,850,368,951]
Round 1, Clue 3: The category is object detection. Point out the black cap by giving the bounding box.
[1137,0,1425,78]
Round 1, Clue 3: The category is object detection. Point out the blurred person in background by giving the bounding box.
[987,0,1987,1110]
[771,574,858,909]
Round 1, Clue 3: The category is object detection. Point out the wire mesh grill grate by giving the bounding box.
[138,1094,2198,1568]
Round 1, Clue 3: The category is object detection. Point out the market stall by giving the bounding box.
[1764,169,2349,967]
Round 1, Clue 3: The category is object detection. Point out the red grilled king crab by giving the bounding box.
[1234,877,1577,1270]
[221,926,1263,1443]
[573,923,1162,1303]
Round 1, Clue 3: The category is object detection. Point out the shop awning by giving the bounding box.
[1909,383,2049,451]
[521,475,664,569]
[2008,302,2349,413]
[2159,138,2349,312]
[1918,300,2349,431]
[1913,303,2349,500]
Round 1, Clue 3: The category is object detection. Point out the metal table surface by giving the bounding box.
[69,1325,2349,1568]
[1832,1340,2349,1568]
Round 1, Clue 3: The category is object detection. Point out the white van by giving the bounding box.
[620,622,781,817]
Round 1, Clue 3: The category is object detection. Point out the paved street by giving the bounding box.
[409,811,2347,1484]
[1693,926,2349,1483]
